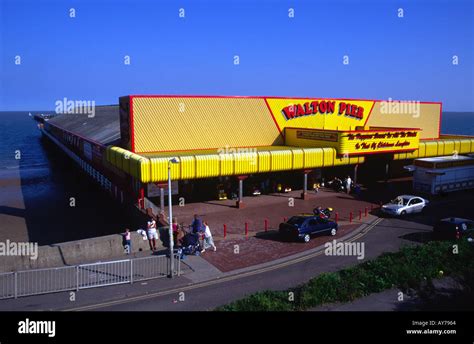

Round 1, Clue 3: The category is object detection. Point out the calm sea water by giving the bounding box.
[0,111,473,244]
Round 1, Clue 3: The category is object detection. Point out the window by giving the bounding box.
[287,217,306,226]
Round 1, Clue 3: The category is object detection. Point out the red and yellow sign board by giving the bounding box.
[266,98,375,132]
[285,127,420,156]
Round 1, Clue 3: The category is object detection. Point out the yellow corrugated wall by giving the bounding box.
[394,138,474,160]
[234,153,259,175]
[179,156,196,180]
[366,102,441,140]
[106,138,474,183]
[460,140,471,154]
[257,151,271,172]
[271,151,293,171]
[196,155,220,178]
[322,148,334,166]
[220,154,234,176]
[132,97,282,153]
[292,149,304,170]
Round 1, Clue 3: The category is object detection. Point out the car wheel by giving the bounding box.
[400,210,407,216]
[303,234,310,243]
[330,228,337,236]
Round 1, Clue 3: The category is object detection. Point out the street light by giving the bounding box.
[168,157,180,278]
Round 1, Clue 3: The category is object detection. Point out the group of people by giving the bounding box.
[327,176,354,194]
[189,214,217,253]
[121,212,217,255]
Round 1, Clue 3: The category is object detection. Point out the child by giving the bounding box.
[122,228,132,255]
[201,221,216,253]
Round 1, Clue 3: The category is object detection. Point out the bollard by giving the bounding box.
[349,212,353,223]
[359,210,362,221]
[283,217,287,223]
[264,219,268,232]
[245,222,249,239]
[335,212,339,223]
[365,207,368,217]
[224,224,227,239]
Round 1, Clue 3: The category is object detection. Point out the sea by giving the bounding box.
[0,111,473,245]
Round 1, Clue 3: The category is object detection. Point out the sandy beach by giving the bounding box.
[0,168,30,243]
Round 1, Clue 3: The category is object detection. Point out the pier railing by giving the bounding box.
[0,254,181,300]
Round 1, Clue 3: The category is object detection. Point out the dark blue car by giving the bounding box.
[279,215,338,243]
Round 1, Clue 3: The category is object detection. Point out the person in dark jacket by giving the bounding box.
[191,214,204,234]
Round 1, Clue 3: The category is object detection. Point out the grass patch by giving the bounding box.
[216,240,474,311]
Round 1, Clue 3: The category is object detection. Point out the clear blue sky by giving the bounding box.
[1,0,473,111]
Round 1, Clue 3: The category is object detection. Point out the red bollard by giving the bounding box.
[264,219,268,232]
[223,224,227,239]
[365,207,368,217]
[283,217,287,223]
[245,222,249,239]
[335,212,339,223]
[349,212,353,223]
[359,210,362,220]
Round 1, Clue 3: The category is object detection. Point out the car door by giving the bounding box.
[306,219,319,234]
[405,199,415,213]
[315,217,329,233]
[413,198,425,213]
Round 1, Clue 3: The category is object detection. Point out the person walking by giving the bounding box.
[191,214,204,234]
[172,217,180,246]
[201,221,216,253]
[345,175,352,194]
[147,216,158,251]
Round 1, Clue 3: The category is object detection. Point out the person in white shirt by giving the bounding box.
[147,217,158,251]
[201,221,216,253]
[345,176,352,194]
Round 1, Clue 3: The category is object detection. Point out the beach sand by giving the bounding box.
[0,169,30,243]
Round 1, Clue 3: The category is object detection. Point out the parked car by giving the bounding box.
[381,195,429,216]
[432,217,474,241]
[279,215,338,243]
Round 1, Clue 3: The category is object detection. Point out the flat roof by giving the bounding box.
[47,105,120,145]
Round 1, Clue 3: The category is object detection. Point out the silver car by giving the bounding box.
[381,195,429,216]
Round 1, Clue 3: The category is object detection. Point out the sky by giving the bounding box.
[0,0,473,111]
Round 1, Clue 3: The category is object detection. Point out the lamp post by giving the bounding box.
[168,157,180,278]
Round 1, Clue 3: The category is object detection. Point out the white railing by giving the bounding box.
[0,254,180,300]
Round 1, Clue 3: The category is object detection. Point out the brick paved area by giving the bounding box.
[170,187,378,272]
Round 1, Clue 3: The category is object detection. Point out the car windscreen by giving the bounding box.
[390,197,409,205]
[287,217,306,226]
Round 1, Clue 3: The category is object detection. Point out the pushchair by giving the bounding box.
[181,232,202,256]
